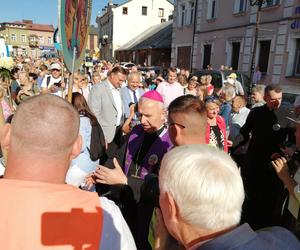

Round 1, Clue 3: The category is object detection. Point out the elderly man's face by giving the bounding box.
[128,75,140,91]
[138,100,165,133]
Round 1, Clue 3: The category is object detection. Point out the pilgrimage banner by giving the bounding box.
[58,0,92,72]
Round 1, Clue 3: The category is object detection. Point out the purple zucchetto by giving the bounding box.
[141,90,164,104]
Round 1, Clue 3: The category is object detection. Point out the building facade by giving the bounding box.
[0,20,54,58]
[96,0,174,61]
[115,20,173,67]
[172,0,300,90]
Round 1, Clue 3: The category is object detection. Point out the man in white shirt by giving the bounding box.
[41,63,64,97]
[229,95,250,141]
[88,66,127,158]
[156,67,184,108]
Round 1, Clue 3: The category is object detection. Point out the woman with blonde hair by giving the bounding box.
[205,96,228,152]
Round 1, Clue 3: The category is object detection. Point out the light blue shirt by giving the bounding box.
[71,116,98,174]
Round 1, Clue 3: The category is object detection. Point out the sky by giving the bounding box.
[0,0,124,27]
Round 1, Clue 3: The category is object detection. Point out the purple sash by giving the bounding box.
[124,125,173,179]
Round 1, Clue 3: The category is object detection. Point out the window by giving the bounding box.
[48,37,52,44]
[293,39,300,76]
[21,34,26,43]
[177,46,191,69]
[29,36,35,42]
[231,42,241,70]
[161,18,166,23]
[258,40,271,73]
[39,36,44,43]
[123,7,128,15]
[159,8,164,17]
[207,0,216,20]
[179,5,186,26]
[234,0,247,14]
[189,2,195,25]
[142,6,147,16]
[203,44,212,69]
[11,34,16,42]
[262,0,280,8]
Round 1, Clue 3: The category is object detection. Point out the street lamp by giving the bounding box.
[248,0,267,104]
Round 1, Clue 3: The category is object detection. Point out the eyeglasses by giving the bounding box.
[167,122,186,129]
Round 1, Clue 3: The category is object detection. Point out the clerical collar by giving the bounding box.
[146,125,165,137]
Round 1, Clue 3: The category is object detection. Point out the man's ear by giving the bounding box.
[162,108,167,122]
[70,135,82,160]
[166,192,180,223]
[1,124,11,152]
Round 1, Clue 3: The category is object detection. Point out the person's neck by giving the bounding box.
[176,222,217,249]
[4,152,69,184]
[207,117,217,125]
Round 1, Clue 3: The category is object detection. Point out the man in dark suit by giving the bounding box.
[88,66,127,158]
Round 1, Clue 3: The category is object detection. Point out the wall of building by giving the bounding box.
[172,0,300,89]
[97,0,174,61]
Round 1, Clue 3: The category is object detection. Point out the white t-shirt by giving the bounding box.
[100,197,137,250]
[41,75,64,97]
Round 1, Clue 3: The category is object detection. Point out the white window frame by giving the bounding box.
[262,0,280,8]
[207,0,217,20]
[234,0,247,14]
[188,1,195,25]
[21,34,26,43]
[142,6,147,16]
[179,4,186,27]
[39,36,44,44]
[11,34,16,42]
[159,8,164,18]
[48,37,52,44]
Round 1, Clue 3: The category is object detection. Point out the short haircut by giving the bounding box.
[168,67,177,74]
[168,95,206,135]
[128,72,141,82]
[221,83,236,100]
[264,84,282,95]
[233,95,247,107]
[159,145,245,231]
[252,84,265,96]
[108,66,127,76]
[39,64,48,71]
[11,94,79,155]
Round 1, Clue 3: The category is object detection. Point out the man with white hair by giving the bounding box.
[91,90,173,249]
[156,145,300,249]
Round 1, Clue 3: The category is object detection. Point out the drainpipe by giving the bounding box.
[190,0,198,73]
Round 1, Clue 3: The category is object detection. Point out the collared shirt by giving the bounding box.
[230,106,250,141]
[128,87,140,103]
[156,81,184,108]
[108,80,123,126]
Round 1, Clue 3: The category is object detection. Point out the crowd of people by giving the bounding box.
[0,56,300,250]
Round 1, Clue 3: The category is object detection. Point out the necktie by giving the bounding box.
[132,90,138,104]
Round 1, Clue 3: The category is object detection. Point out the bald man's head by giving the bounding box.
[10,94,80,156]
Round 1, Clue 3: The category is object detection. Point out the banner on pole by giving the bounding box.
[58,0,92,72]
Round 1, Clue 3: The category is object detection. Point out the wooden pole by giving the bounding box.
[67,47,77,103]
